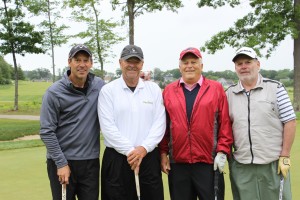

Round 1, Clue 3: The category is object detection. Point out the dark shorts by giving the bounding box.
[47,158,100,200]
[101,147,164,200]
[168,162,224,200]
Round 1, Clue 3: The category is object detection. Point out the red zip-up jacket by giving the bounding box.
[159,77,233,164]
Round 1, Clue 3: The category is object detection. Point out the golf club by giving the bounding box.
[134,168,141,200]
[279,174,284,200]
[214,170,219,200]
[62,184,66,200]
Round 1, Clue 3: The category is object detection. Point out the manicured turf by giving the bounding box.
[0,123,299,200]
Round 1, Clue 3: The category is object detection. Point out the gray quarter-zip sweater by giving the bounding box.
[40,71,105,168]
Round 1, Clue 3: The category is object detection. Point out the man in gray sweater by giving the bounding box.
[40,44,105,200]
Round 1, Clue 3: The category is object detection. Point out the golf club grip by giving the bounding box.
[214,170,219,199]
[62,184,66,200]
[135,174,141,196]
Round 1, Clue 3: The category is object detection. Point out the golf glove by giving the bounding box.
[214,152,227,173]
[277,156,291,179]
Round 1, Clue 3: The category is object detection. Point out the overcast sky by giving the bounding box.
[3,0,294,74]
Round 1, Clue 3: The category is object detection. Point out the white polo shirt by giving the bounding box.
[98,76,166,156]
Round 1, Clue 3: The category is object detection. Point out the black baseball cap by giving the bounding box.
[69,44,92,59]
[120,45,144,60]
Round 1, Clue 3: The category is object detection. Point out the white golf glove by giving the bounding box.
[214,152,227,173]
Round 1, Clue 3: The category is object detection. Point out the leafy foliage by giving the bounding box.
[197,0,300,111]
[0,4,44,55]
[198,0,296,57]
[64,0,125,76]
[0,55,12,84]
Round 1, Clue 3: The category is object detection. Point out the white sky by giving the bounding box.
[3,0,294,74]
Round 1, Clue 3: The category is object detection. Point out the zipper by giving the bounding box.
[187,120,192,163]
[246,91,254,163]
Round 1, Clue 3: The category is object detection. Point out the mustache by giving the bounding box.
[127,66,139,71]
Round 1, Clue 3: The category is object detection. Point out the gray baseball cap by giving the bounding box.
[120,45,144,60]
[69,44,92,59]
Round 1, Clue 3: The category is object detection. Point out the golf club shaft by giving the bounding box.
[214,170,219,200]
[134,169,141,200]
[279,175,284,200]
[62,184,66,200]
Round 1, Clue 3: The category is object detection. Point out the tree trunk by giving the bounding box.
[4,0,18,110]
[294,0,300,111]
[92,2,104,78]
[127,0,135,45]
[12,50,18,111]
[47,0,55,83]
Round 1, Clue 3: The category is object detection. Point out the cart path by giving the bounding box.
[0,115,40,120]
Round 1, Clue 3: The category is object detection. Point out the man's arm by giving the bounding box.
[281,119,296,157]
[40,91,68,168]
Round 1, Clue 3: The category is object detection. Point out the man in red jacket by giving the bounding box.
[159,47,233,200]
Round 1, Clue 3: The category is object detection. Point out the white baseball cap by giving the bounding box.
[232,47,258,62]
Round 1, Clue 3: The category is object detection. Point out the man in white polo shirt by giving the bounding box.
[98,44,166,200]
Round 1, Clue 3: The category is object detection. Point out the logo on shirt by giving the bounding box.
[143,100,153,104]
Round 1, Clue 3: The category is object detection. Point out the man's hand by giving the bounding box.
[277,156,291,179]
[127,146,147,170]
[214,152,227,173]
[57,165,71,184]
[160,153,170,175]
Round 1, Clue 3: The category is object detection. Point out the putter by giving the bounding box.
[214,170,219,200]
[279,174,284,200]
[134,168,141,200]
[62,184,66,200]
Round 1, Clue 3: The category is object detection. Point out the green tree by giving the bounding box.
[197,0,300,111]
[0,0,44,110]
[17,65,25,80]
[0,55,11,84]
[91,68,106,78]
[111,0,183,44]
[165,68,181,79]
[64,0,125,78]
[153,67,163,82]
[25,0,69,83]
[27,67,51,80]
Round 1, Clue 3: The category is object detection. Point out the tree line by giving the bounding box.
[0,0,299,111]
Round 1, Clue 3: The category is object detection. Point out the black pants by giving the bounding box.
[101,147,164,200]
[47,158,100,200]
[168,163,224,200]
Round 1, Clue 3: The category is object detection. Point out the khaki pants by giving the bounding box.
[229,158,292,200]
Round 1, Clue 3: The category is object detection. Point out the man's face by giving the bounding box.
[119,57,144,81]
[68,52,92,81]
[234,55,260,84]
[179,54,203,84]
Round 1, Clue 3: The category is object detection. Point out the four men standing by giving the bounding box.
[40,44,297,200]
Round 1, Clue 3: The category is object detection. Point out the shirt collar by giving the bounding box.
[180,75,203,91]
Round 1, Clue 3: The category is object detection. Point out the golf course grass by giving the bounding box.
[0,81,299,199]
[0,127,299,200]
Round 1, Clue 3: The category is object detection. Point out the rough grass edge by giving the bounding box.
[0,139,44,151]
